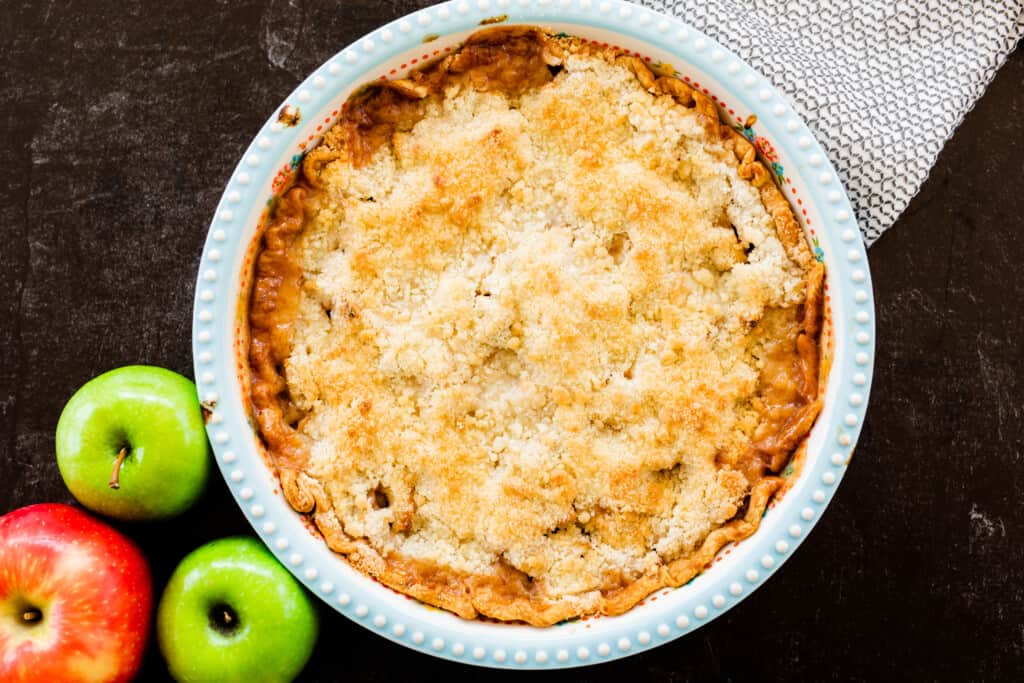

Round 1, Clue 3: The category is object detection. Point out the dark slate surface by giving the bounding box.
[2,2,1021,681]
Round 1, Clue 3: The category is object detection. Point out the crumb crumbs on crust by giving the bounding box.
[247,27,825,626]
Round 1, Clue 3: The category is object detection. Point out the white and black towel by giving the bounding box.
[644,0,1024,244]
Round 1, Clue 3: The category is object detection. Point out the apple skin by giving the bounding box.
[0,503,152,683]
[56,365,211,520]
[158,537,318,683]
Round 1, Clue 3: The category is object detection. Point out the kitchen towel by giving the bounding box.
[643,0,1024,244]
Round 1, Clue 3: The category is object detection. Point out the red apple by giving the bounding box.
[0,503,152,683]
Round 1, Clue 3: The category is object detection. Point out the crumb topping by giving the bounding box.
[247,28,823,625]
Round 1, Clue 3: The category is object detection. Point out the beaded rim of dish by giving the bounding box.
[192,0,874,669]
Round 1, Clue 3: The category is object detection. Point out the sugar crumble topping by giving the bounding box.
[279,52,809,603]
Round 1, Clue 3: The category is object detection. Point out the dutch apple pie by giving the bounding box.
[247,27,825,626]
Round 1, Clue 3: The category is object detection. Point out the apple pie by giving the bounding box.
[246,27,824,626]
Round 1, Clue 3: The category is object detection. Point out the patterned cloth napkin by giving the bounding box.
[643,0,1024,245]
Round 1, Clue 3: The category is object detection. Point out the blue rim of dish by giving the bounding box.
[192,0,874,669]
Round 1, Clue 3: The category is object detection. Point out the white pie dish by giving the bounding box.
[191,0,874,669]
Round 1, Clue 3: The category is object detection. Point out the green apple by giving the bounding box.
[56,365,210,520]
[157,537,318,683]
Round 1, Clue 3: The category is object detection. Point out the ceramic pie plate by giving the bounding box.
[191,0,874,669]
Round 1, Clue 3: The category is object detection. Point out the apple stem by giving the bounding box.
[108,446,129,490]
[209,604,240,635]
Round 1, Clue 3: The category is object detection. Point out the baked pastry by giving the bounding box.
[247,27,824,626]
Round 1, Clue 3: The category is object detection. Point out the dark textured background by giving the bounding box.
[2,2,1022,681]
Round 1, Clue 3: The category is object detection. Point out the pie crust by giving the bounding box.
[246,27,825,626]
